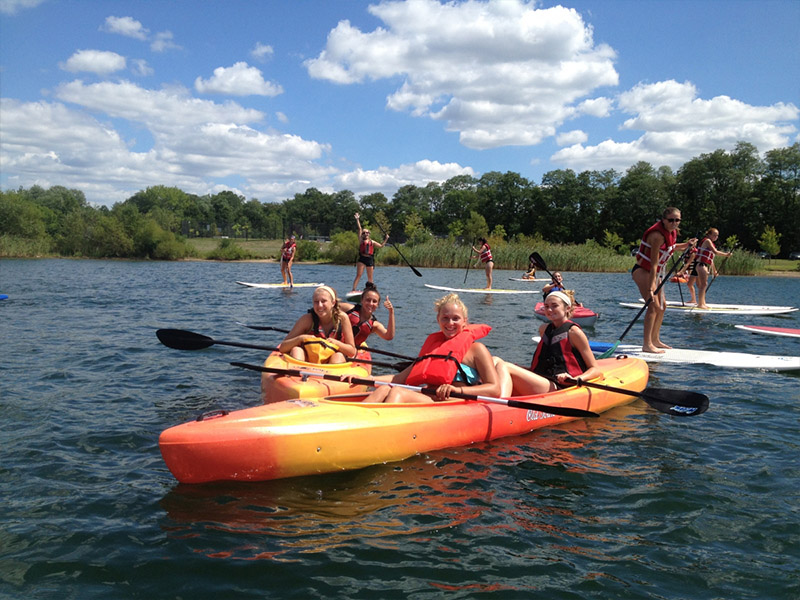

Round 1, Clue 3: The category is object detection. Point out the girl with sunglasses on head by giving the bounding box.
[351,212,389,293]
[632,207,697,353]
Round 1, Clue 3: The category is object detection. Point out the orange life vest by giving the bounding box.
[406,324,491,387]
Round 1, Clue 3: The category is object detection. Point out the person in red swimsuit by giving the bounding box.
[471,237,494,289]
[695,228,731,309]
[280,235,296,286]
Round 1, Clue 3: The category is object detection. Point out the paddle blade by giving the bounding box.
[640,388,709,417]
[156,329,214,351]
[531,252,547,270]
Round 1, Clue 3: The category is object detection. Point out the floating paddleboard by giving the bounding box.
[619,300,798,316]
[533,302,599,328]
[734,325,800,339]
[345,291,363,302]
[236,281,324,289]
[509,278,550,282]
[0,294,7,300]
[424,284,540,295]
[577,339,800,371]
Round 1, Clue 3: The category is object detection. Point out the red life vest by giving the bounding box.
[282,242,296,260]
[530,321,587,378]
[347,305,374,346]
[480,244,493,263]
[406,323,491,387]
[359,239,374,257]
[636,220,676,274]
[696,238,715,265]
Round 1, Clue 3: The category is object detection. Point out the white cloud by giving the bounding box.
[101,16,149,40]
[334,159,474,196]
[60,50,126,75]
[0,0,44,15]
[130,59,153,77]
[251,43,274,61]
[195,62,283,96]
[556,130,588,146]
[151,30,180,52]
[305,0,617,149]
[552,80,799,172]
[276,111,289,124]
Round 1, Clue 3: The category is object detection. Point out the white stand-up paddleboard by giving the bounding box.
[620,300,798,316]
[424,284,540,295]
[572,338,800,371]
[236,281,324,289]
[734,325,800,339]
[508,277,550,282]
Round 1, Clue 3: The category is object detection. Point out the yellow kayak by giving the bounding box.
[161,357,649,483]
[260,351,373,403]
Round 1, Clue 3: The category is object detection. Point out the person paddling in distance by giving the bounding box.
[338,282,396,347]
[494,290,602,396]
[280,234,296,287]
[541,271,564,299]
[360,293,500,403]
[471,237,494,289]
[632,207,697,353]
[279,286,357,364]
[351,212,389,292]
[695,227,732,309]
[522,255,537,279]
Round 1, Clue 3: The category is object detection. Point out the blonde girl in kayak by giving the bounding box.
[695,227,731,309]
[362,293,500,403]
[494,290,602,396]
[279,285,356,364]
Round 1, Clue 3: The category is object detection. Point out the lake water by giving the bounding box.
[1,258,798,599]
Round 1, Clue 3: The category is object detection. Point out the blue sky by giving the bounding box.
[1,0,798,207]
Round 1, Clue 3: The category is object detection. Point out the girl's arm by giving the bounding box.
[372,296,395,341]
[372,234,390,249]
[333,317,357,358]
[440,342,500,399]
[562,327,603,383]
[279,314,313,353]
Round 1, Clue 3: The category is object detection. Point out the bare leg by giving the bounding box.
[652,291,671,349]
[289,346,307,361]
[485,262,493,289]
[352,262,365,291]
[696,265,710,308]
[384,387,434,404]
[366,265,375,285]
[687,276,697,303]
[633,268,665,353]
[281,262,287,284]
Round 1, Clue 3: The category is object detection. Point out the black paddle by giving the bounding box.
[598,241,696,359]
[374,221,422,277]
[531,252,555,280]
[231,362,600,418]
[560,376,709,417]
[705,249,733,293]
[156,329,408,370]
[236,322,418,362]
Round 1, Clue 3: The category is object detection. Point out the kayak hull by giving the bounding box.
[160,357,649,483]
[260,351,372,403]
[534,302,598,328]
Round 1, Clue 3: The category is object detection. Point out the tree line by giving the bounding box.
[1,141,798,260]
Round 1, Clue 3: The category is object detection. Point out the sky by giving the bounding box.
[1,0,798,208]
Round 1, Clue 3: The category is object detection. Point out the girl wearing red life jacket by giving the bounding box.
[280,235,296,286]
[471,237,494,289]
[631,207,697,354]
[351,212,389,292]
[694,228,731,309]
[279,286,356,364]
[363,293,500,403]
[494,290,602,396]
[338,282,396,347]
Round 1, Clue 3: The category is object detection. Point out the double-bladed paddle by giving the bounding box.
[557,376,709,417]
[374,220,422,277]
[156,328,409,370]
[230,361,600,418]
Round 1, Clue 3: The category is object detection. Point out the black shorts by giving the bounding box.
[358,255,374,267]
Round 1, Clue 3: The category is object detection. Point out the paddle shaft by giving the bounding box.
[232,362,599,418]
[375,221,422,277]
[705,249,732,293]
[463,239,473,284]
[156,329,404,370]
[566,377,708,417]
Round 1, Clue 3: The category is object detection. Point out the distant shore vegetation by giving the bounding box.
[2,141,798,275]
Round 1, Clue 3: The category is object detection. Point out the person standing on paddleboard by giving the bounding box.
[695,228,731,309]
[338,282,396,347]
[471,238,494,289]
[351,213,389,292]
[494,290,602,395]
[632,207,697,353]
[280,235,296,287]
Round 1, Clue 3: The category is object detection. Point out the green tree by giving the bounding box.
[759,225,781,258]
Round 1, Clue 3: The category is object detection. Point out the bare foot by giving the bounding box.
[641,345,666,354]
[696,304,709,309]
[655,341,672,349]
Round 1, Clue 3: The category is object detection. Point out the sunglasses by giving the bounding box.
[666,218,681,223]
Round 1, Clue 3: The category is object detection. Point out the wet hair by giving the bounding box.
[435,293,468,321]
[361,281,381,302]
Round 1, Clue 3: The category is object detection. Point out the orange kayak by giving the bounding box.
[160,357,649,484]
[670,275,688,283]
[260,351,373,403]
